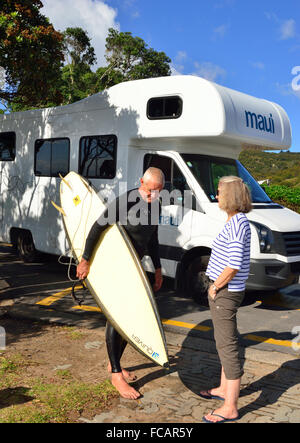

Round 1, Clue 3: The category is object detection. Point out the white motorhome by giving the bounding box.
[0,75,299,300]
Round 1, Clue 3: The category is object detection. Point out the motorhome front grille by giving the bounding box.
[282,232,300,256]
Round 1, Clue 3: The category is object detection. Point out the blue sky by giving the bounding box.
[24,1,300,152]
[105,0,300,152]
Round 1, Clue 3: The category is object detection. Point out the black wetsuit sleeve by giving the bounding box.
[147,226,161,270]
[82,197,120,261]
[82,221,106,261]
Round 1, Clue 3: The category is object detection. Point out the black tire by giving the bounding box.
[185,255,210,305]
[16,230,37,263]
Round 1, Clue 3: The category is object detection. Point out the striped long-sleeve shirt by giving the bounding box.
[206,213,251,292]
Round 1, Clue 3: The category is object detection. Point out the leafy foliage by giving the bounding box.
[1,7,172,110]
[0,0,64,108]
[61,27,97,104]
[239,149,300,213]
[263,185,300,213]
[103,28,171,88]
[239,149,300,187]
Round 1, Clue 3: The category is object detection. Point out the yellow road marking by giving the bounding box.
[36,285,82,306]
[162,318,295,349]
[161,318,211,332]
[37,289,297,349]
[243,333,295,348]
[72,305,101,312]
[256,298,300,311]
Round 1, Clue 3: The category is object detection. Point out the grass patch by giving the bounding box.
[0,352,119,423]
[60,326,86,340]
[0,354,30,376]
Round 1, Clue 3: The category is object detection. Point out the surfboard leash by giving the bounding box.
[70,280,88,306]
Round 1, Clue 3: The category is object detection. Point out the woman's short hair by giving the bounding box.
[218,176,252,213]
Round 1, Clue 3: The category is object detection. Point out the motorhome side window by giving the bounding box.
[79,135,117,179]
[34,138,70,177]
[0,132,16,161]
[147,96,182,119]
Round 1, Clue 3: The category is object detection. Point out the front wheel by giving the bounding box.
[185,255,210,305]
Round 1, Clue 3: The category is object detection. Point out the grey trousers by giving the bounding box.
[208,286,245,380]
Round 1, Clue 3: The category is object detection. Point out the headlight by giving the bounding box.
[251,222,274,253]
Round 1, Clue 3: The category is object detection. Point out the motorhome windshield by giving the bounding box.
[181,153,272,203]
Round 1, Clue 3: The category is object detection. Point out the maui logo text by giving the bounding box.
[245,111,275,134]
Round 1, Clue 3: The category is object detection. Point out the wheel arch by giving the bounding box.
[175,246,211,294]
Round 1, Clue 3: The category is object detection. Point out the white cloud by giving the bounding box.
[280,19,296,40]
[265,11,279,22]
[192,61,226,82]
[214,0,235,9]
[265,13,297,41]
[123,0,140,18]
[170,53,226,82]
[42,0,119,68]
[170,65,183,76]
[171,51,187,76]
[250,61,265,70]
[176,51,188,62]
[213,24,229,39]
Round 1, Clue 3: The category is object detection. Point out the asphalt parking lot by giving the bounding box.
[0,243,300,358]
[1,243,300,424]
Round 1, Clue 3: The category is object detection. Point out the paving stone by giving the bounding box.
[273,405,292,423]
[53,364,72,371]
[289,409,300,423]
[84,341,103,349]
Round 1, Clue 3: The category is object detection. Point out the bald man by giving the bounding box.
[76,167,164,399]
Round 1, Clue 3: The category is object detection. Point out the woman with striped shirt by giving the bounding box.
[202,176,252,423]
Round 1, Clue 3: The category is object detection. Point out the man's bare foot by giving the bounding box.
[111,372,141,400]
[107,363,137,381]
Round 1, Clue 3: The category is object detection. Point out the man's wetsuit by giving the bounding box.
[82,189,161,373]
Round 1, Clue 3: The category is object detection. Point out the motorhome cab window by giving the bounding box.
[144,153,189,204]
[0,132,16,161]
[147,96,182,119]
[182,153,272,204]
[34,138,70,177]
[79,135,117,179]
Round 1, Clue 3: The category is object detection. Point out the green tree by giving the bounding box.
[60,27,172,103]
[0,0,64,109]
[100,28,171,89]
[61,27,97,104]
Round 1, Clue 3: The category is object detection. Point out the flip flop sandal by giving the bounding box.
[202,410,239,423]
[199,390,225,401]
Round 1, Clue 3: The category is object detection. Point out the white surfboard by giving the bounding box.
[57,171,169,368]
